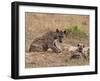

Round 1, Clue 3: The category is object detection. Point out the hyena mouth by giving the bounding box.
[59,40,62,43]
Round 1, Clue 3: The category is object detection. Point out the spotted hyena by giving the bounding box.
[70,43,89,59]
[29,29,66,53]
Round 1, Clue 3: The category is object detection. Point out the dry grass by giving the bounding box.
[25,12,89,68]
[25,50,89,68]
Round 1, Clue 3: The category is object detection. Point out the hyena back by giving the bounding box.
[29,29,66,53]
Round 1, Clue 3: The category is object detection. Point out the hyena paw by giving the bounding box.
[56,49,62,53]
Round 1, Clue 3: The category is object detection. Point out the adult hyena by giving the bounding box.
[29,29,66,53]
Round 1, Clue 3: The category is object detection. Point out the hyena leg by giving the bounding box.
[29,44,43,52]
[52,46,61,53]
[53,39,62,51]
[49,44,61,53]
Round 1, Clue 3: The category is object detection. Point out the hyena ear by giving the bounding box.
[64,30,66,34]
[56,29,59,33]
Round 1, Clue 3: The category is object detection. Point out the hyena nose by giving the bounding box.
[59,40,62,43]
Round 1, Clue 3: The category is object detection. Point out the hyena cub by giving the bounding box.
[29,29,66,53]
[70,43,87,59]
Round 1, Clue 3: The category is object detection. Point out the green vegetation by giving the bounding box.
[65,25,88,39]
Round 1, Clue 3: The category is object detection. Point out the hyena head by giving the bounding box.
[77,43,85,53]
[55,29,66,43]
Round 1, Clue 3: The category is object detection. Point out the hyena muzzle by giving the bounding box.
[29,29,66,53]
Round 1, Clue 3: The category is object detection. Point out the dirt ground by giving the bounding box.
[25,12,89,68]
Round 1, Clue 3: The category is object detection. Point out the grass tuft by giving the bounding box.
[65,25,88,39]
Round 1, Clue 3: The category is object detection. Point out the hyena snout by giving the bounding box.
[77,43,85,53]
[59,39,62,43]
